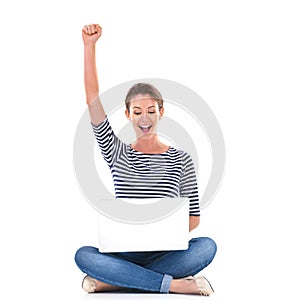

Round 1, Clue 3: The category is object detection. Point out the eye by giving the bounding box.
[148,111,156,114]
[133,112,142,115]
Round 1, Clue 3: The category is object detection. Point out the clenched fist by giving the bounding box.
[82,24,102,45]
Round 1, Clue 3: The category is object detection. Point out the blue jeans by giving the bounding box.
[75,237,217,293]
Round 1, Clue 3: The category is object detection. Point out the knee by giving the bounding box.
[203,237,217,261]
[205,237,217,257]
[74,246,94,268]
[191,236,217,262]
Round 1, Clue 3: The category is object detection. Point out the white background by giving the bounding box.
[1,1,299,299]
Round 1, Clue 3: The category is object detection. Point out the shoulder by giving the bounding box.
[168,146,191,157]
[167,147,194,164]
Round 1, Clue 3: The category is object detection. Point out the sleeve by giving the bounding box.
[91,117,124,168]
[180,153,201,216]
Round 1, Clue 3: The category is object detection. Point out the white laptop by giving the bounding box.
[97,197,189,252]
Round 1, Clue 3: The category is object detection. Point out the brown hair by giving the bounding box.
[125,83,163,111]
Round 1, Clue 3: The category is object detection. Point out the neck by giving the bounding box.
[132,134,169,154]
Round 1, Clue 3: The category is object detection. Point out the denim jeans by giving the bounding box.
[75,237,217,293]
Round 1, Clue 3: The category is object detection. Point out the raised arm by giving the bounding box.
[82,24,106,125]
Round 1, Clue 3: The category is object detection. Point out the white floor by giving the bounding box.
[83,293,217,299]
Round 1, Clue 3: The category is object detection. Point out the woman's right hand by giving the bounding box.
[82,24,102,46]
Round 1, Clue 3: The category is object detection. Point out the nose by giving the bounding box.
[139,114,149,121]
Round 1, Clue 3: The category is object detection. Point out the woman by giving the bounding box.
[75,24,217,296]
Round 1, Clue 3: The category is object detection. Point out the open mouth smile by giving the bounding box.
[139,125,152,133]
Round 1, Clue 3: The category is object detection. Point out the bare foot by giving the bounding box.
[82,275,127,293]
[170,277,214,296]
[94,279,124,292]
[169,278,199,294]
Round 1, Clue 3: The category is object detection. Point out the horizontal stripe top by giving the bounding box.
[92,117,200,215]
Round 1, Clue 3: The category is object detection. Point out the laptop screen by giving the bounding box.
[97,197,189,252]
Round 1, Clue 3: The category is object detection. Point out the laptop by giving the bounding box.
[97,197,189,252]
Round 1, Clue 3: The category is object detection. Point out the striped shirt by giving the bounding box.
[92,117,200,216]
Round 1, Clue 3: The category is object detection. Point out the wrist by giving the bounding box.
[84,43,96,50]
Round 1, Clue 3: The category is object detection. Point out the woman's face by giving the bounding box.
[125,94,164,138]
